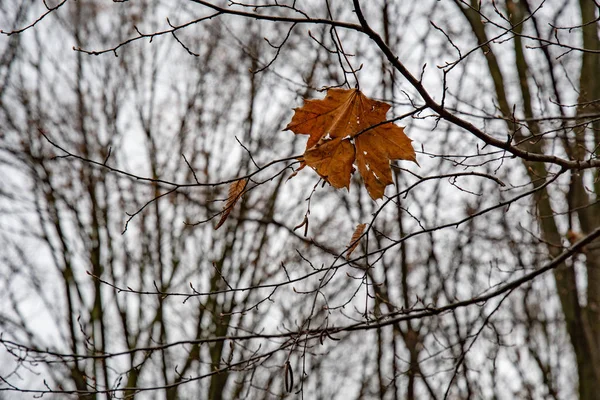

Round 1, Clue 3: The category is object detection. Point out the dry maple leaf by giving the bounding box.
[215,178,247,230]
[346,223,367,257]
[285,88,417,199]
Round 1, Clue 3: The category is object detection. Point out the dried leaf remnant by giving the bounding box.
[215,178,247,230]
[285,88,417,200]
[346,223,367,257]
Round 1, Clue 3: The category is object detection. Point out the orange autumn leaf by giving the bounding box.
[215,178,247,230]
[346,223,367,257]
[285,88,417,200]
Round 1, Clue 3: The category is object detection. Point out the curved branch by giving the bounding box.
[345,225,600,332]
[75,1,364,56]
[351,0,600,170]
[0,0,67,36]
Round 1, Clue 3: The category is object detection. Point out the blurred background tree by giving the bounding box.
[0,1,599,399]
